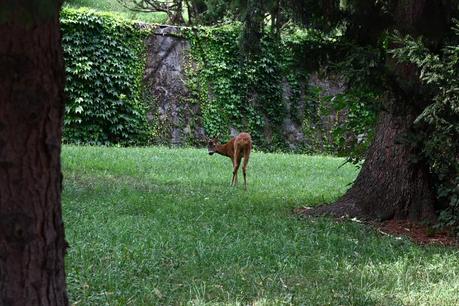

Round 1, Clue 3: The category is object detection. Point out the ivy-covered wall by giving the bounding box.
[183,25,306,151]
[143,25,206,147]
[145,24,341,152]
[60,9,374,154]
[61,8,151,145]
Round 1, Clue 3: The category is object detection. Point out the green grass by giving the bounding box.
[63,0,168,23]
[62,146,459,305]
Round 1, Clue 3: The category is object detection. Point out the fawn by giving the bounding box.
[207,132,252,190]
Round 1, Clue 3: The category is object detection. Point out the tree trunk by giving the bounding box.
[332,103,436,222]
[332,0,452,222]
[309,98,436,222]
[0,1,68,305]
[170,0,185,24]
[304,0,453,223]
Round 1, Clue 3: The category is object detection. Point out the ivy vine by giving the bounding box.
[61,8,152,145]
[183,24,310,151]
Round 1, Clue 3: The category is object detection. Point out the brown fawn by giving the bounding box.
[207,132,252,190]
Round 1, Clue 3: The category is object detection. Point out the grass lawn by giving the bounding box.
[62,146,459,305]
[63,0,168,23]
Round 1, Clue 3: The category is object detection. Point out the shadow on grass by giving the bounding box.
[63,172,459,305]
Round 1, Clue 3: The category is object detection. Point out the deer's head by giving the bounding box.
[207,138,218,155]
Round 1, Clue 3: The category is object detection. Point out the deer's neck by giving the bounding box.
[215,142,233,158]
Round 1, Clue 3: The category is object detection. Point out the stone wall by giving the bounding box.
[144,25,205,146]
[144,25,346,149]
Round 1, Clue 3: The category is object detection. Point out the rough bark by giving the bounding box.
[315,103,436,222]
[306,0,454,223]
[0,1,68,305]
[308,99,437,222]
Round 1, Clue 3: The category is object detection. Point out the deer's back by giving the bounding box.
[234,133,252,150]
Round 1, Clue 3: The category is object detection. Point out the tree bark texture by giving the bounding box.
[334,106,436,221]
[0,1,68,305]
[312,0,455,222]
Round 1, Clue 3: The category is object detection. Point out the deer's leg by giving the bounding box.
[232,156,242,186]
[231,157,236,186]
[232,149,242,186]
[242,147,251,191]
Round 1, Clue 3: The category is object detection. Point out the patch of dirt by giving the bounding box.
[294,207,458,247]
[371,219,458,247]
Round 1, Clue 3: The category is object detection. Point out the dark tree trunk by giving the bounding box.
[170,0,185,24]
[323,104,436,221]
[307,0,454,223]
[310,96,436,222]
[0,1,68,305]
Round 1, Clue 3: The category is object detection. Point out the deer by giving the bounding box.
[207,132,252,190]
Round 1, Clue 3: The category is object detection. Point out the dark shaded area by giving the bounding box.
[302,0,458,223]
[0,0,68,304]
